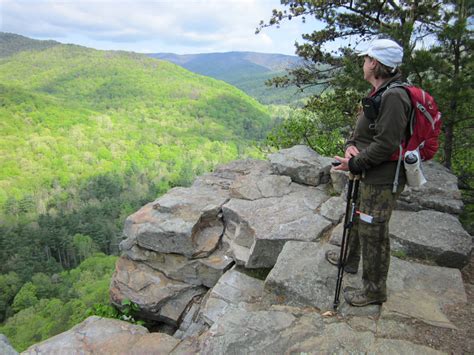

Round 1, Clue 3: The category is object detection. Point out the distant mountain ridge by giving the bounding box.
[149,52,320,105]
[0,32,60,58]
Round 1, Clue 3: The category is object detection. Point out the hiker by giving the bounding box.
[329,39,410,307]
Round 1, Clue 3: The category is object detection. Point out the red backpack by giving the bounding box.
[386,83,442,161]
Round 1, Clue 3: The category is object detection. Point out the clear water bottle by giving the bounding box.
[404,152,418,164]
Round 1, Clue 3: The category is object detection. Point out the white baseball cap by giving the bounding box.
[358,39,403,68]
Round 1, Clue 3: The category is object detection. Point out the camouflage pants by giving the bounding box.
[344,182,403,298]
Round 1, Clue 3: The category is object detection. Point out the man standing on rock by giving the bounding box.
[328,39,409,307]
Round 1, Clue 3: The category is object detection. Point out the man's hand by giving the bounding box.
[345,146,359,159]
[333,156,349,171]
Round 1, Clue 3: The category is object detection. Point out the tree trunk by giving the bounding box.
[444,121,454,169]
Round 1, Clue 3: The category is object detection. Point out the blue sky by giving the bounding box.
[0,0,324,55]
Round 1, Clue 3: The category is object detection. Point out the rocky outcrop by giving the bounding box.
[23,146,471,354]
[389,210,472,268]
[268,144,333,186]
[22,316,180,354]
[397,160,464,214]
[222,184,332,268]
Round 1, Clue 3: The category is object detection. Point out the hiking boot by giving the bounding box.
[344,288,386,307]
[325,250,358,274]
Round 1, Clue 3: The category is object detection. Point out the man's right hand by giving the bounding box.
[345,146,360,159]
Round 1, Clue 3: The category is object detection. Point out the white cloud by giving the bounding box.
[0,0,321,54]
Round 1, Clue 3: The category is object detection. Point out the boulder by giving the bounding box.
[121,185,227,259]
[200,267,265,325]
[329,222,344,246]
[0,334,17,355]
[230,174,292,200]
[381,257,467,329]
[268,145,333,186]
[319,196,345,224]
[398,161,463,214]
[330,168,349,194]
[264,241,379,316]
[193,158,272,191]
[389,210,472,268]
[222,186,332,268]
[121,242,233,288]
[110,256,206,326]
[22,316,180,354]
[266,241,467,328]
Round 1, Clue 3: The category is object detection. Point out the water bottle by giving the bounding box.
[404,152,418,164]
[403,150,427,187]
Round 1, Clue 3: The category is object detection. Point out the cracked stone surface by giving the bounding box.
[222,186,332,268]
[397,160,463,214]
[22,316,180,354]
[121,186,227,259]
[268,145,333,186]
[200,266,266,325]
[121,241,233,288]
[110,256,206,325]
[389,210,472,268]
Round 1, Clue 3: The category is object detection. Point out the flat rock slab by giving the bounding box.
[121,242,233,288]
[319,196,345,224]
[199,308,443,354]
[389,210,472,268]
[398,161,463,214]
[121,185,227,258]
[110,256,206,325]
[200,267,265,325]
[266,241,467,328]
[193,158,273,191]
[268,145,333,186]
[222,186,332,268]
[23,316,180,354]
[380,257,466,329]
[230,174,292,200]
[264,241,379,315]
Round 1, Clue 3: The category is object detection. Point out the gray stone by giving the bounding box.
[230,174,292,200]
[375,318,417,339]
[381,257,467,329]
[320,196,345,224]
[398,160,463,214]
[0,334,17,355]
[122,242,233,288]
[200,309,318,354]
[174,297,209,340]
[200,267,265,325]
[22,316,180,354]
[287,322,443,354]
[200,308,442,355]
[389,210,472,268]
[330,168,349,194]
[222,187,332,268]
[193,158,272,191]
[121,185,227,259]
[329,222,344,246]
[110,256,206,326]
[268,145,333,186]
[264,241,379,315]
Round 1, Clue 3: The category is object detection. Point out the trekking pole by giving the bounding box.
[333,173,360,310]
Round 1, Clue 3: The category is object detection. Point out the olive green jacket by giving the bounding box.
[346,74,411,185]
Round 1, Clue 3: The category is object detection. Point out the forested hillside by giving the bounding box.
[150,51,323,105]
[0,33,273,346]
